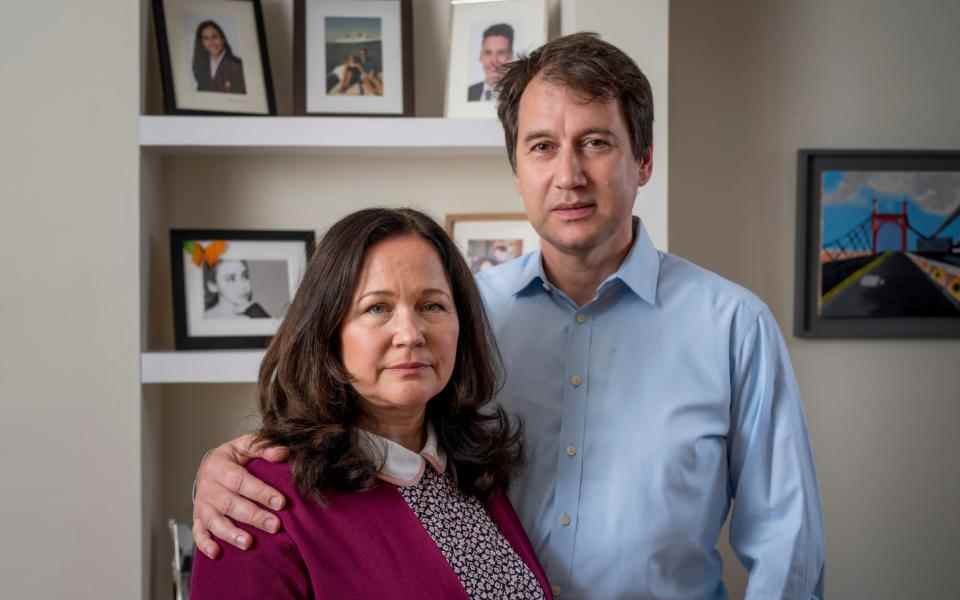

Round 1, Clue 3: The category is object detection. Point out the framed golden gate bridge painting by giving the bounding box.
[795,150,960,337]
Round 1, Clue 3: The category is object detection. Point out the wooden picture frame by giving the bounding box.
[152,0,277,115]
[170,229,315,350]
[445,213,539,273]
[795,150,960,338]
[294,0,414,116]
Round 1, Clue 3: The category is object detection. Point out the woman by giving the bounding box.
[329,54,364,95]
[192,20,246,94]
[203,259,269,319]
[191,208,551,599]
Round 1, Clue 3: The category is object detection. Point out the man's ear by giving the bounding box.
[637,145,654,187]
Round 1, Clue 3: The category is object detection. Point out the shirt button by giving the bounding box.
[559,513,572,526]
[551,584,562,597]
[566,446,577,457]
[569,374,582,387]
[575,314,587,324]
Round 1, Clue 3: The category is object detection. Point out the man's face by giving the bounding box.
[479,34,513,87]
[513,75,652,259]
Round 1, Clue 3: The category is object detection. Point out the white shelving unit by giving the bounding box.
[139,116,512,385]
[140,116,506,156]
[141,351,265,383]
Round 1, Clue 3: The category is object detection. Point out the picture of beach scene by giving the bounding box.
[324,16,384,96]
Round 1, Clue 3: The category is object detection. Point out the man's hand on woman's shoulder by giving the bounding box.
[192,433,290,559]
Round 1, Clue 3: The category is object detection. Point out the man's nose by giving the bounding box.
[555,146,587,189]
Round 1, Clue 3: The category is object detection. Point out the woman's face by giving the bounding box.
[201,25,225,58]
[211,260,252,306]
[340,234,460,423]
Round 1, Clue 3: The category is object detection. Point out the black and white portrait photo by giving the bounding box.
[202,259,290,320]
[170,230,314,350]
[445,0,546,118]
[153,0,276,114]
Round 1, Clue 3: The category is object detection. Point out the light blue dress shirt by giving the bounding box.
[475,220,825,599]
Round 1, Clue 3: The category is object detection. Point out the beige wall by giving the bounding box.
[0,1,142,598]
[671,1,960,597]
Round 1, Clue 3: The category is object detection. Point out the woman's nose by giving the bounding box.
[392,307,426,347]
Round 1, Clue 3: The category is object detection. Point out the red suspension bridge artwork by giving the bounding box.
[819,171,960,319]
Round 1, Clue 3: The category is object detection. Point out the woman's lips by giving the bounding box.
[385,362,431,376]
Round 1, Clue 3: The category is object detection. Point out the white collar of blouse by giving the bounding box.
[359,424,447,487]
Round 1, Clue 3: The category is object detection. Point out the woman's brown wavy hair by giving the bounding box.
[256,208,522,501]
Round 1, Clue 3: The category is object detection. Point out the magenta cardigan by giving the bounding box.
[191,459,553,599]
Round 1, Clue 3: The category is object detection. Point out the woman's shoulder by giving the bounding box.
[247,458,297,496]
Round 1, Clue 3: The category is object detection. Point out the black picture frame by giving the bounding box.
[170,229,315,350]
[294,0,414,116]
[795,150,960,338]
[153,0,277,115]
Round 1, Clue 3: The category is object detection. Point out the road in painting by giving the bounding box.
[819,171,960,318]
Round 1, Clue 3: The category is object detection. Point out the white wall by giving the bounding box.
[563,0,669,250]
[0,1,142,598]
[670,1,960,597]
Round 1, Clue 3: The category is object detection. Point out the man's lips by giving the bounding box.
[552,203,596,220]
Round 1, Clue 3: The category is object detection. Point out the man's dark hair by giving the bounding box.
[496,32,654,173]
[483,23,515,49]
[256,208,523,501]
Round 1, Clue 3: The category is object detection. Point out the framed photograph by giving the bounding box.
[170,229,315,350]
[795,150,960,338]
[152,0,277,115]
[445,0,547,118]
[294,0,414,116]
[446,213,539,273]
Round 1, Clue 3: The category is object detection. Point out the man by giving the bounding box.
[192,33,825,598]
[468,23,514,102]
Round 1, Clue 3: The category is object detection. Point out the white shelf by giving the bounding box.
[141,351,264,383]
[139,116,506,156]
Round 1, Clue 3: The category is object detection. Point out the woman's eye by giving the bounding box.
[423,302,446,312]
[365,304,387,315]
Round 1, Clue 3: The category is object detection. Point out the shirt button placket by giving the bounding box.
[552,309,590,596]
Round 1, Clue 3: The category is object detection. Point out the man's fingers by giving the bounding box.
[196,502,253,550]
[219,461,286,512]
[192,518,221,560]
[258,444,290,463]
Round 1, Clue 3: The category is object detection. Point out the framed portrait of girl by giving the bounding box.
[170,230,314,350]
[153,0,277,115]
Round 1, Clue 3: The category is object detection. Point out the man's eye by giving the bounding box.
[585,138,609,148]
[531,142,552,153]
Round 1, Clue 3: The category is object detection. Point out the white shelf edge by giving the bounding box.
[139,116,506,155]
[141,351,264,384]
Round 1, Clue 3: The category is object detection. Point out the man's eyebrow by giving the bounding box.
[522,127,618,145]
[522,129,554,144]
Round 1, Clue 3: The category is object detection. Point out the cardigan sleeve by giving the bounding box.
[190,520,312,599]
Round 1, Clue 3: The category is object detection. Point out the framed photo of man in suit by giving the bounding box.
[444,0,547,118]
[153,0,277,115]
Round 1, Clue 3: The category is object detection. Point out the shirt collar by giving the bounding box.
[359,424,447,487]
[512,217,660,305]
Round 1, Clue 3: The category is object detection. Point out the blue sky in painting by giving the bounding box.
[821,170,960,252]
[325,17,381,42]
